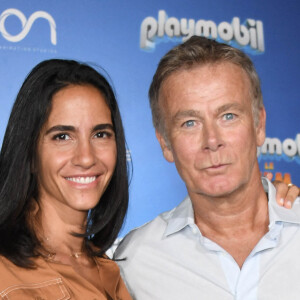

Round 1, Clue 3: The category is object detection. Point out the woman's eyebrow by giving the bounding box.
[45,125,75,135]
[93,124,114,131]
[45,124,115,135]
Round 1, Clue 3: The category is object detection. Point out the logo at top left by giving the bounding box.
[0,8,56,45]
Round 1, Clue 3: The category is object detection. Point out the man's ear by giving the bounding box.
[256,106,266,147]
[155,130,174,163]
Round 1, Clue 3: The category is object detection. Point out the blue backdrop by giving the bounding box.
[0,0,299,236]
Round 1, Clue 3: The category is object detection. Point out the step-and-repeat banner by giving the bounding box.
[0,1,299,236]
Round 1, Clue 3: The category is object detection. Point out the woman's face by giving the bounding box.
[36,84,117,214]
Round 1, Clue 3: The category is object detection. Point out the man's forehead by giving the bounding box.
[160,62,249,97]
[161,62,247,91]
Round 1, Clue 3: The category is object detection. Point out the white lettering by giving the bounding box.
[258,134,300,161]
[140,10,265,52]
[181,19,195,42]
[158,10,166,37]
[283,138,297,157]
[140,17,157,49]
[261,137,282,155]
[256,20,264,52]
[247,19,257,49]
[0,8,56,45]
[218,21,233,42]
[195,20,217,38]
[165,17,180,37]
[232,17,249,47]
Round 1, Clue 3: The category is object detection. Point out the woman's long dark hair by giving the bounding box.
[0,59,129,267]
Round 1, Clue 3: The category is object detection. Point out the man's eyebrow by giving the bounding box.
[173,110,203,121]
[216,103,244,115]
[45,125,75,135]
[171,104,244,122]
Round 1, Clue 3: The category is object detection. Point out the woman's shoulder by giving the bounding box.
[0,255,23,277]
[95,256,133,300]
[0,255,71,300]
[0,254,46,281]
[95,255,121,276]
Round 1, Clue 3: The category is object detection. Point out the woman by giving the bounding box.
[0,59,132,299]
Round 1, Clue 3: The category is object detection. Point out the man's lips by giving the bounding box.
[208,164,227,168]
[202,163,231,171]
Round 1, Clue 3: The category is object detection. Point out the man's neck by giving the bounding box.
[191,178,269,268]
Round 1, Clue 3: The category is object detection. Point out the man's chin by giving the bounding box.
[192,182,243,199]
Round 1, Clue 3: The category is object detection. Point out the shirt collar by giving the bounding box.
[164,196,195,237]
[164,178,300,237]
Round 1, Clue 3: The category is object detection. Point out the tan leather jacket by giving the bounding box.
[0,255,132,300]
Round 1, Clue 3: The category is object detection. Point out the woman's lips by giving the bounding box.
[64,174,102,188]
[66,176,97,184]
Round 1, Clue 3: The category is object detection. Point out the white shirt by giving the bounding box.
[115,178,300,300]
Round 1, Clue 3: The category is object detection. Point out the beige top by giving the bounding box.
[0,255,132,300]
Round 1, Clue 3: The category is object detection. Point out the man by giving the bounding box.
[115,37,300,299]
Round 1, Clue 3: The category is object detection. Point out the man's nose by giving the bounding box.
[202,121,224,151]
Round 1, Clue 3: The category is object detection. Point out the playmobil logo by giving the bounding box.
[140,10,264,53]
[258,134,300,162]
[0,8,56,45]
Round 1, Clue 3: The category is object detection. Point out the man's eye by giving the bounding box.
[183,120,196,127]
[53,133,70,140]
[222,113,235,121]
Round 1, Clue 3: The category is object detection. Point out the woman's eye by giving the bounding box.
[222,113,236,121]
[183,120,196,127]
[53,133,70,140]
[95,131,112,138]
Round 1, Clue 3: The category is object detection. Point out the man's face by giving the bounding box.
[156,62,266,199]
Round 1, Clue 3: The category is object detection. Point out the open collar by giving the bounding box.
[164,196,195,237]
[164,178,300,238]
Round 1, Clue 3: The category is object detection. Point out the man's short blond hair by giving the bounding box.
[149,36,263,134]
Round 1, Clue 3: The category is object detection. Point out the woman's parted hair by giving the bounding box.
[0,59,129,267]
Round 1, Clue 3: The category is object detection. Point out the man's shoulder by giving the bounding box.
[114,206,176,259]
